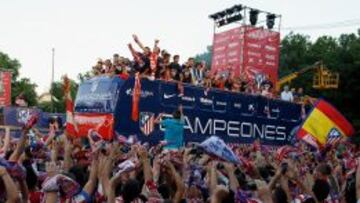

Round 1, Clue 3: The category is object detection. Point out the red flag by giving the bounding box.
[131,74,141,121]
[64,76,78,136]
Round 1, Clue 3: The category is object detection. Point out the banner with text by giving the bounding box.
[242,26,280,85]
[210,26,280,85]
[0,71,12,107]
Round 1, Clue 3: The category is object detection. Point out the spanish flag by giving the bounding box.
[297,99,354,148]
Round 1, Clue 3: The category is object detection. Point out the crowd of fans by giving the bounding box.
[0,115,359,203]
[89,34,305,103]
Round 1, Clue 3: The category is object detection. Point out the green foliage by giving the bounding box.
[0,52,20,81]
[280,31,360,131]
[11,78,38,106]
[1,51,38,106]
[78,71,92,83]
[194,46,212,69]
[39,79,78,113]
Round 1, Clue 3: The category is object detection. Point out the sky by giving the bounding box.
[0,0,359,94]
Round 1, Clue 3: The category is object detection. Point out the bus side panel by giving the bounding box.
[114,78,302,146]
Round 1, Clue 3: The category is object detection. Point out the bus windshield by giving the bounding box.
[74,76,123,113]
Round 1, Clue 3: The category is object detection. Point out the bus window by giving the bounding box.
[75,76,121,113]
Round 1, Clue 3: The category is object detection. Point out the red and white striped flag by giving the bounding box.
[64,76,78,136]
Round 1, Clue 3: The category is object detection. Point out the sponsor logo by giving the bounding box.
[248,104,255,111]
[216,101,227,106]
[125,88,154,98]
[163,93,176,99]
[264,45,276,51]
[233,103,241,108]
[247,29,278,40]
[200,97,213,105]
[182,96,195,102]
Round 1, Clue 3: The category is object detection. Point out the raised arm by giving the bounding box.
[224,162,239,192]
[63,134,73,172]
[167,161,185,203]
[0,166,20,203]
[9,128,29,162]
[154,113,163,124]
[1,127,11,154]
[107,143,122,203]
[128,43,144,67]
[153,39,160,53]
[133,34,147,52]
[209,161,218,193]
[138,146,152,183]
[83,150,99,195]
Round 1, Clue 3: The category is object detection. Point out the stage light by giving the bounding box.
[209,13,219,20]
[266,14,276,29]
[226,8,234,15]
[249,9,259,26]
[218,11,227,18]
[217,19,227,27]
[231,4,243,12]
[226,14,243,24]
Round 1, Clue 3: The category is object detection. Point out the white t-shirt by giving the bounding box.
[281,91,294,102]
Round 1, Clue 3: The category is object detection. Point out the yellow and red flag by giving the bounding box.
[297,99,354,148]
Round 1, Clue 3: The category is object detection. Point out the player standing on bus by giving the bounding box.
[155,105,184,151]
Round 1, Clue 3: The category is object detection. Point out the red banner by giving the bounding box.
[0,71,12,107]
[211,26,244,76]
[74,113,114,140]
[242,26,280,84]
[211,26,280,84]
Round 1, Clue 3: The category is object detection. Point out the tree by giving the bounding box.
[1,51,38,106]
[11,78,38,106]
[38,78,78,113]
[78,71,92,83]
[0,52,20,82]
[194,46,212,69]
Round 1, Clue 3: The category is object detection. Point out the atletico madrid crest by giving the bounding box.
[139,112,155,136]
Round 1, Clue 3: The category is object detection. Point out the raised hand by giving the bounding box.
[132,34,139,42]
